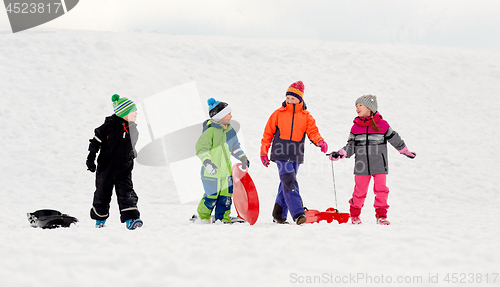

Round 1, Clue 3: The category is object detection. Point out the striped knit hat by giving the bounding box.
[355,94,378,113]
[286,81,305,102]
[112,94,137,118]
[208,98,232,123]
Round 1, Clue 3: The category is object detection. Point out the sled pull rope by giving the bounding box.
[253,165,264,180]
[331,161,339,212]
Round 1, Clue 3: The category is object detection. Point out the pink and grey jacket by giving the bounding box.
[341,113,406,176]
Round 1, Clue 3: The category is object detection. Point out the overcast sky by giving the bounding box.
[2,0,499,49]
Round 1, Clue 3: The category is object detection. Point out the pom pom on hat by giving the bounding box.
[286,81,305,102]
[112,94,137,118]
[208,98,232,122]
[112,94,120,102]
[355,94,378,113]
[207,98,221,111]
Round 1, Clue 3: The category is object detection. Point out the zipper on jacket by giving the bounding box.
[382,153,387,171]
[366,126,371,175]
[290,104,296,140]
[222,128,231,171]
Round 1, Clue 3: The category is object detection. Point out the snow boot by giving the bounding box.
[351,216,362,225]
[377,217,390,225]
[190,214,211,224]
[125,218,143,230]
[214,219,232,225]
[95,219,106,228]
[294,213,307,225]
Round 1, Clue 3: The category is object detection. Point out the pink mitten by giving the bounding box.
[319,141,328,153]
[261,155,270,167]
[398,146,416,159]
[329,149,347,161]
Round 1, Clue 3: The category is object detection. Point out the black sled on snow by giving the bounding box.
[27,209,78,229]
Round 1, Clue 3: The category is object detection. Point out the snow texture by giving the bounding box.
[0,29,499,287]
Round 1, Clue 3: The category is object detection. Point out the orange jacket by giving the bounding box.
[261,101,324,164]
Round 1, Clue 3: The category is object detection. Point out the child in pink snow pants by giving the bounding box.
[329,95,416,225]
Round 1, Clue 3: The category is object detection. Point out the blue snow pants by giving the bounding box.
[272,160,304,221]
[197,175,233,223]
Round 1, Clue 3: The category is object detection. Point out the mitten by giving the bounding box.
[318,141,328,153]
[86,151,97,173]
[260,155,270,167]
[240,155,250,171]
[203,159,218,175]
[328,149,347,161]
[398,146,416,159]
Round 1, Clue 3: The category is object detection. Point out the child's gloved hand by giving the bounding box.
[318,141,328,153]
[328,149,346,161]
[240,155,250,171]
[260,155,270,167]
[203,159,218,175]
[398,146,416,159]
[86,152,97,173]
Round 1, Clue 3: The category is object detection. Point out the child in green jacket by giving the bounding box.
[195,98,249,224]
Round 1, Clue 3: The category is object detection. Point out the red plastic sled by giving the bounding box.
[305,207,350,224]
[232,163,259,225]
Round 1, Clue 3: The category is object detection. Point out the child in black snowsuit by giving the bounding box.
[86,94,143,230]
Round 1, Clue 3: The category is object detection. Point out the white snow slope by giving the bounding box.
[1,30,499,287]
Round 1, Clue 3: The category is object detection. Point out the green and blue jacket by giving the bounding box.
[195,120,246,194]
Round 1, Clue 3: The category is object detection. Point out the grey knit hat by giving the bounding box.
[355,94,378,113]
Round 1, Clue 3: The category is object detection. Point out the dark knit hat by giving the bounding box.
[286,81,305,102]
[208,98,232,122]
[355,94,378,113]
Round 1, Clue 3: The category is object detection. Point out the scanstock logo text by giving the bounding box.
[3,0,79,33]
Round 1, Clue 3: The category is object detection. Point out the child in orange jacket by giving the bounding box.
[260,81,328,225]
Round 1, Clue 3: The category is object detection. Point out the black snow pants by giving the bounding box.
[89,114,140,223]
[90,162,140,223]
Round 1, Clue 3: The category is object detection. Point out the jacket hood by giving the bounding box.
[107,114,136,127]
[351,112,389,134]
[281,100,307,111]
[353,112,383,125]
[202,119,229,130]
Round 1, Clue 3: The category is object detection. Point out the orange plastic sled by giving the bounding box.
[232,163,259,225]
[305,207,350,224]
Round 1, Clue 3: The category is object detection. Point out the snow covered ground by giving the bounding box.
[1,29,499,287]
